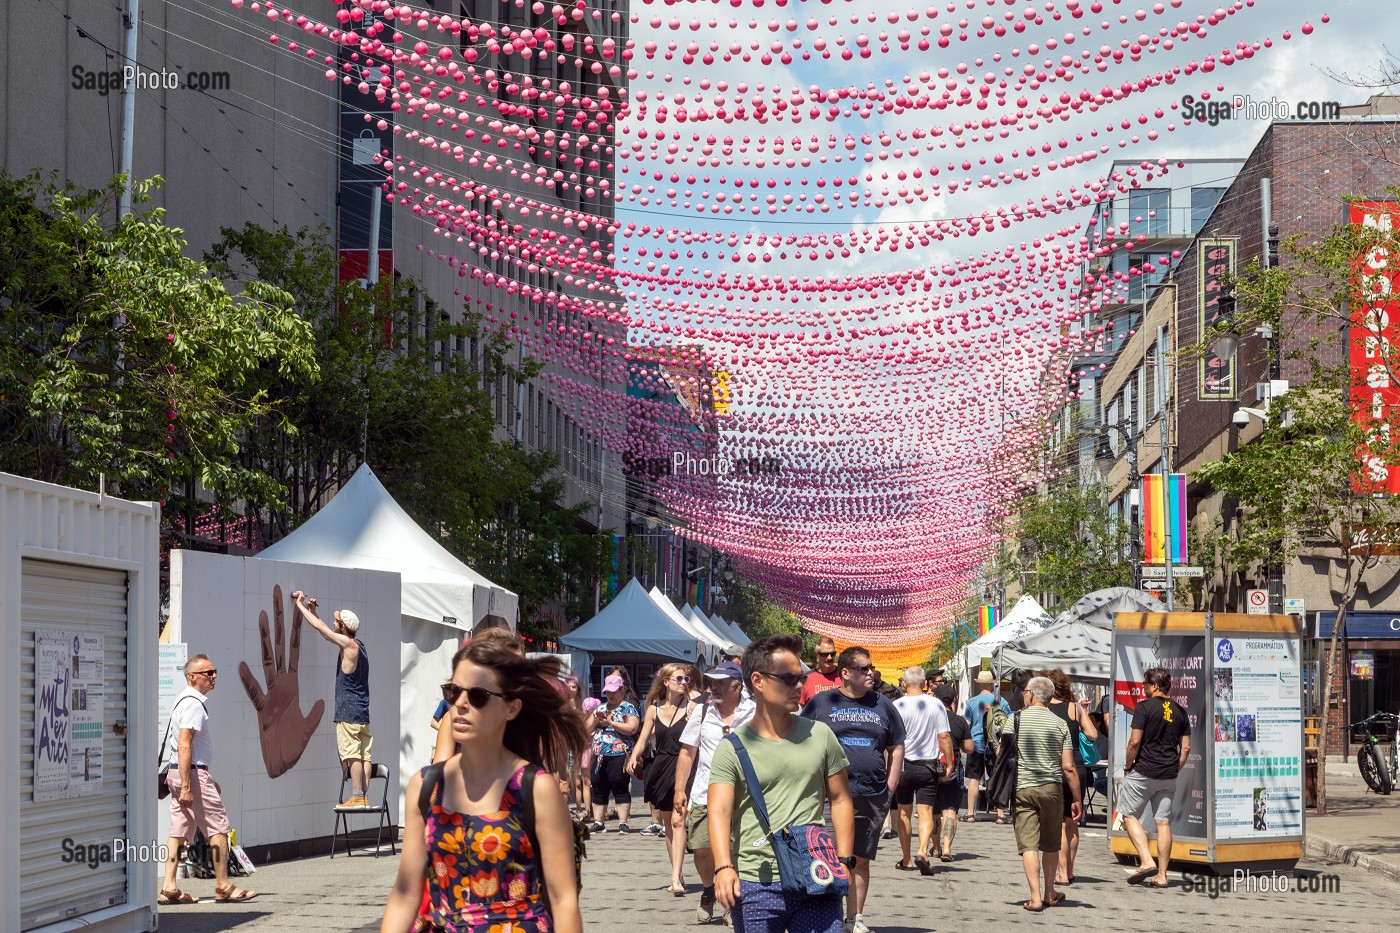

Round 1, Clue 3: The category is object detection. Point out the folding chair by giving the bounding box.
[330,762,396,858]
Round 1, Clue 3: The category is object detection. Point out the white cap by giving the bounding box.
[336,609,361,635]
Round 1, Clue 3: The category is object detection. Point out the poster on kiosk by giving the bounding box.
[1110,612,1304,873]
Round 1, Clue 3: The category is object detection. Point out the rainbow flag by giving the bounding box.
[1142,473,1188,564]
[977,605,999,636]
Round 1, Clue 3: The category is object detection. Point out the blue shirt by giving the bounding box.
[965,692,1012,752]
[433,699,449,722]
[801,689,906,797]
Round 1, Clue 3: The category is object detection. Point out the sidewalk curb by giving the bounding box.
[1306,832,1400,885]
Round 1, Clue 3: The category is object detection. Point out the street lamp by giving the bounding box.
[1211,283,1239,363]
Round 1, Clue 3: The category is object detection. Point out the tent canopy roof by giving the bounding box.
[255,463,517,630]
[561,579,702,661]
[995,621,1113,682]
[944,595,1053,678]
[1055,587,1166,630]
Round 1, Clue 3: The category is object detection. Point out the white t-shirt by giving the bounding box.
[679,694,755,806]
[163,687,213,768]
[893,693,950,762]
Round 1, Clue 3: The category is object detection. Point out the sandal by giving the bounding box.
[158,889,200,905]
[895,861,918,871]
[1047,891,1066,907]
[961,815,977,823]
[914,856,935,876]
[1022,901,1045,912]
[994,817,1008,825]
[214,884,258,902]
[667,881,687,896]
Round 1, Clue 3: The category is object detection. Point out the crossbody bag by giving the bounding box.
[724,732,848,897]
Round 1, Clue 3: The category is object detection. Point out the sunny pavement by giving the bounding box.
[156,806,1395,933]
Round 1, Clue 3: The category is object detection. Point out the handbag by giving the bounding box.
[157,695,205,800]
[1077,730,1101,767]
[725,732,849,897]
[985,712,1020,812]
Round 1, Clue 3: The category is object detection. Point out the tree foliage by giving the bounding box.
[0,171,316,511]
[723,575,816,656]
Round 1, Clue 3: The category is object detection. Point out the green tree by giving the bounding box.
[723,576,816,658]
[0,171,316,516]
[1191,200,1400,813]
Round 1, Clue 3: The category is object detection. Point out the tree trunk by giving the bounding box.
[1315,560,1359,816]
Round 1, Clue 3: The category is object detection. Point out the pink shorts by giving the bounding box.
[167,769,231,840]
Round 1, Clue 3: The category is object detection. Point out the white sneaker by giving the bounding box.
[848,917,872,933]
[641,822,665,836]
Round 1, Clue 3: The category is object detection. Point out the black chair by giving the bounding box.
[330,762,396,858]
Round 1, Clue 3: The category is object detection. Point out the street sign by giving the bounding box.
[1247,588,1269,614]
[1283,597,1305,616]
[1140,565,1204,578]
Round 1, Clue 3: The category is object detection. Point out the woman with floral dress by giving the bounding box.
[588,674,640,833]
[382,641,589,933]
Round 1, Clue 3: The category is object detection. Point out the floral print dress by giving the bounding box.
[416,765,549,933]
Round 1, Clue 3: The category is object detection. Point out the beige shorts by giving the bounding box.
[336,722,373,761]
[167,769,231,841]
[1013,782,1064,854]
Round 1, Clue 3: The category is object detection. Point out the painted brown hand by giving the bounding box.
[238,584,325,778]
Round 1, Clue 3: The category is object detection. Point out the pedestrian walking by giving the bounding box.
[931,684,973,861]
[674,661,755,924]
[963,671,1011,823]
[1120,667,1191,889]
[802,646,904,933]
[432,628,526,765]
[1011,676,1080,912]
[294,591,372,808]
[891,667,953,875]
[380,641,588,933]
[1044,669,1098,885]
[159,654,257,904]
[628,664,700,889]
[590,673,641,833]
[709,635,856,933]
[798,636,842,706]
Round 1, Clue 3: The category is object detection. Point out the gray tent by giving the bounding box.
[994,588,1167,683]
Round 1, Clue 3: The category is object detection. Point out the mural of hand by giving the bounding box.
[239,584,326,778]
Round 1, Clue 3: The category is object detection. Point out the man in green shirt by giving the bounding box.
[1012,675,1081,912]
[709,634,855,933]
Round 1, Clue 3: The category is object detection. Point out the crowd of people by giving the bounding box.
[158,604,1190,933]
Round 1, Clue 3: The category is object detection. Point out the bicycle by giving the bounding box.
[1352,711,1399,795]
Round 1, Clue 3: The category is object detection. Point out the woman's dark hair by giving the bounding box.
[451,640,588,775]
[1046,668,1074,702]
[742,634,804,694]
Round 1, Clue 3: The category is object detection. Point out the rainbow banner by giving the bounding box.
[977,605,999,636]
[1142,473,1188,565]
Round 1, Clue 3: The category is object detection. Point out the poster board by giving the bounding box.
[33,630,105,801]
[1110,612,1303,871]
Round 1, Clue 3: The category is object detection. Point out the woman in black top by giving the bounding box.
[1045,668,1098,885]
[627,664,697,894]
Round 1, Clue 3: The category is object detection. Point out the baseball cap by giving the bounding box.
[603,674,625,694]
[705,661,743,682]
[336,609,361,634]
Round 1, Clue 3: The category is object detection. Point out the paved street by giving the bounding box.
[158,812,1393,933]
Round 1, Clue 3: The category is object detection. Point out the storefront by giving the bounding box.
[1316,611,1400,752]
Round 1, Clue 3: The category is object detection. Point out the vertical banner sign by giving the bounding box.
[1212,635,1304,838]
[1198,238,1238,400]
[1141,473,1188,564]
[33,630,105,801]
[1349,201,1400,494]
[1111,632,1209,840]
[159,643,189,755]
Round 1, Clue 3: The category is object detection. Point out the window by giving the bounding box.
[1191,187,1227,233]
[1128,251,1170,302]
[1128,188,1169,237]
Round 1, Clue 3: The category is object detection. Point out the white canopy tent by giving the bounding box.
[561,578,707,681]
[685,604,738,653]
[652,587,729,665]
[945,595,1054,701]
[712,612,750,647]
[992,588,1167,684]
[254,462,519,804]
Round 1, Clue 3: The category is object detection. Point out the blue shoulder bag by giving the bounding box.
[725,732,849,897]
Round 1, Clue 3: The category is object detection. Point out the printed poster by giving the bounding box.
[33,630,105,801]
[1212,636,1303,839]
[159,643,189,759]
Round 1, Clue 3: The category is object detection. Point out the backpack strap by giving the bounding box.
[725,732,773,836]
[417,762,445,822]
[519,764,553,909]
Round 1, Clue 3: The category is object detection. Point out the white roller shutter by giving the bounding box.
[19,559,130,930]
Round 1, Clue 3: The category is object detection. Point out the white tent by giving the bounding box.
[945,596,1055,701]
[561,578,705,662]
[686,604,738,652]
[1054,587,1166,630]
[992,588,1167,683]
[254,462,519,804]
[652,587,729,665]
[712,612,750,647]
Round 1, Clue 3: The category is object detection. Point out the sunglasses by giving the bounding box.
[191,669,217,677]
[848,665,874,674]
[817,651,837,658]
[759,670,807,688]
[441,683,507,708]
[672,675,691,683]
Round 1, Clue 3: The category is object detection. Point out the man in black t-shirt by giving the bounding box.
[1120,667,1191,888]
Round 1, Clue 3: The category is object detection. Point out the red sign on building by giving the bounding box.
[1349,201,1400,494]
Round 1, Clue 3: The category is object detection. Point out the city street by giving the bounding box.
[158,815,1391,933]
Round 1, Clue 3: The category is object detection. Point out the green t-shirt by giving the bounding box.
[1015,705,1071,789]
[708,718,850,883]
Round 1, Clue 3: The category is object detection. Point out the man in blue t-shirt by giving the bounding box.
[963,670,1012,823]
[803,646,905,933]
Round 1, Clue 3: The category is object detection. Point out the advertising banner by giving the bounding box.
[1348,200,1400,494]
[33,630,104,801]
[1211,635,1304,839]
